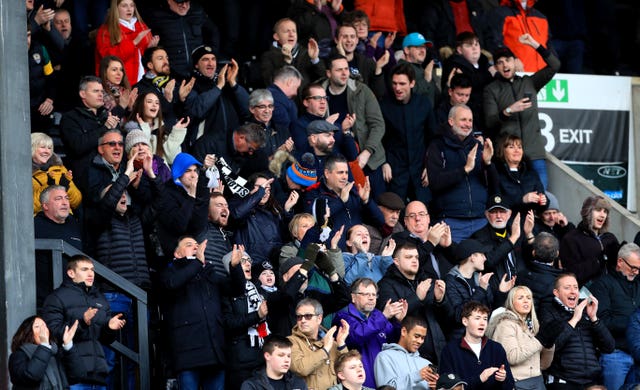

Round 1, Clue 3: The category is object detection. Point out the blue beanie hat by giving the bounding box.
[172,152,202,185]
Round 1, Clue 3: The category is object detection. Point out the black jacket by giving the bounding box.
[160,257,244,372]
[470,223,527,281]
[517,260,563,307]
[539,298,615,385]
[493,158,546,217]
[9,342,85,390]
[377,264,450,364]
[240,368,308,390]
[41,280,117,385]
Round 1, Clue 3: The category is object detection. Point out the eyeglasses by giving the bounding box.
[254,104,274,110]
[354,292,378,298]
[306,95,328,101]
[621,257,640,273]
[100,141,124,147]
[296,313,318,321]
[405,211,428,219]
[241,257,251,264]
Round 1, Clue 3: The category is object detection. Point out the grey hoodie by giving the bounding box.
[374,343,433,389]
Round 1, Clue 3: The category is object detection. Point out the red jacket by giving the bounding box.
[95,20,152,86]
[354,0,407,35]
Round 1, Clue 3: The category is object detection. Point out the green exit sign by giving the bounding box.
[539,79,568,102]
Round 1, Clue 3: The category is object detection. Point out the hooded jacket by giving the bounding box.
[373,343,432,389]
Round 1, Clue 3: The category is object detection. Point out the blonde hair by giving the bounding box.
[504,285,540,334]
[103,0,146,46]
[31,132,53,156]
[288,213,316,238]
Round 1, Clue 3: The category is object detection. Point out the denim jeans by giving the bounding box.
[102,292,135,390]
[442,217,488,243]
[530,159,548,192]
[70,384,107,390]
[178,367,225,390]
[600,349,634,390]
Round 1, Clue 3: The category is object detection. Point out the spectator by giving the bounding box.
[202,191,232,279]
[124,127,172,183]
[332,24,387,97]
[221,250,271,388]
[288,0,344,57]
[426,104,494,243]
[127,91,188,165]
[436,373,469,390]
[260,18,325,87]
[98,55,136,120]
[155,152,212,259]
[343,225,395,284]
[483,34,560,189]
[470,196,531,281]
[354,0,407,37]
[34,186,83,308]
[333,277,406,388]
[240,334,308,389]
[267,65,302,133]
[9,316,82,389]
[342,10,397,67]
[160,238,245,390]
[95,0,158,86]
[439,301,515,390]
[532,191,574,241]
[588,243,640,390]
[364,192,405,255]
[67,0,109,47]
[373,316,439,389]
[60,75,121,181]
[229,173,287,265]
[246,89,293,159]
[377,242,449,364]
[392,200,456,280]
[444,239,515,339]
[517,232,563,307]
[320,54,387,198]
[32,132,82,216]
[626,308,640,388]
[146,0,220,79]
[486,0,550,72]
[486,286,553,389]
[538,273,615,388]
[288,298,350,390]
[559,195,619,286]
[269,151,318,215]
[41,255,127,388]
[278,213,317,265]
[435,73,474,130]
[27,24,56,134]
[303,119,358,182]
[440,31,495,135]
[329,350,375,390]
[398,32,440,105]
[492,134,547,217]
[381,62,437,205]
[183,45,248,149]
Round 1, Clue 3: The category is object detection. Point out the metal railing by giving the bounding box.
[35,239,150,390]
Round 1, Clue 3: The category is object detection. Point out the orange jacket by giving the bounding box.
[354,0,407,35]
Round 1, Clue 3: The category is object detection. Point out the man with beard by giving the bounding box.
[470,195,533,281]
[392,201,455,280]
[291,84,358,163]
[381,63,437,206]
[203,192,232,279]
[426,104,494,243]
[183,45,250,149]
[320,54,386,198]
[305,120,358,181]
[538,273,615,388]
[305,154,384,250]
[333,277,406,389]
[377,242,450,365]
[135,46,194,131]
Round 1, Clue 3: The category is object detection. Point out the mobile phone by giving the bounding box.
[524,92,533,101]
[579,286,593,303]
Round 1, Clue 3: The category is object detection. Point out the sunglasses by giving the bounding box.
[295,313,317,321]
[100,141,124,147]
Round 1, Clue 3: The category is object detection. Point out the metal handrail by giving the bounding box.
[34,239,150,390]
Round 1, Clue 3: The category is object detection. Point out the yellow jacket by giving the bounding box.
[32,164,82,215]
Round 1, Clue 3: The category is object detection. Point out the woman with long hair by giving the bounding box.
[9,316,81,389]
[486,285,553,390]
[32,132,82,216]
[98,55,136,118]
[95,0,158,86]
[128,91,189,165]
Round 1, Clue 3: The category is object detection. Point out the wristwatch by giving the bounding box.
[505,107,512,115]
